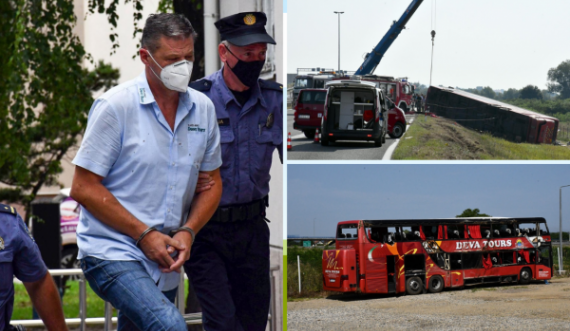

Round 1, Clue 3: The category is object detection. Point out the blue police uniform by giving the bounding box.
[184,11,283,331]
[0,204,47,330]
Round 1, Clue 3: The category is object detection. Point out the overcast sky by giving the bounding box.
[287,164,570,237]
[286,0,570,91]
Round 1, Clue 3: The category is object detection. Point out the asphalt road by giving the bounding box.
[286,108,415,160]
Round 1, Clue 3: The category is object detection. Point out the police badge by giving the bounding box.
[0,236,4,250]
[266,113,274,129]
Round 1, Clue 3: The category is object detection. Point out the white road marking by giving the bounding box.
[291,134,305,140]
[382,125,411,160]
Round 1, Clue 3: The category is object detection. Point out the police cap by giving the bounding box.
[215,12,276,46]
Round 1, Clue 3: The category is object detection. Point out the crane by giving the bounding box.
[355,0,424,75]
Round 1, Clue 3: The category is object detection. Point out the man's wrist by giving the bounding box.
[136,226,157,247]
[170,226,195,246]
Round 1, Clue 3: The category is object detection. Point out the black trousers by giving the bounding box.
[184,216,270,331]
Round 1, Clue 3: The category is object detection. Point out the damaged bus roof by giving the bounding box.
[433,87,558,121]
[341,217,548,227]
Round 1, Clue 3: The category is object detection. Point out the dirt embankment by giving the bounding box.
[288,277,570,330]
[393,115,570,160]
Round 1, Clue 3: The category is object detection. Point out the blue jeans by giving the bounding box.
[80,256,186,331]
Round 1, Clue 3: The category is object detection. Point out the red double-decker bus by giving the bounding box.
[323,218,553,295]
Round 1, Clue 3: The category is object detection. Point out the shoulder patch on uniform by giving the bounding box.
[189,79,213,92]
[0,204,16,216]
[259,80,283,92]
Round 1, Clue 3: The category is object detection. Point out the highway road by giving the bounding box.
[286,108,416,160]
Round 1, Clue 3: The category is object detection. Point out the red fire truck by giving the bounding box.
[323,217,552,295]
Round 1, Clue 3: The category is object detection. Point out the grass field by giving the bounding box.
[393,115,570,160]
[11,279,191,322]
[11,281,117,321]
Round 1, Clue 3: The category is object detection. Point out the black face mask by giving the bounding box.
[224,45,265,88]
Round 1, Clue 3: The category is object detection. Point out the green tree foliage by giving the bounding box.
[503,88,520,100]
[520,85,543,100]
[547,59,570,99]
[456,208,490,217]
[0,1,119,219]
[479,86,496,99]
[87,0,145,54]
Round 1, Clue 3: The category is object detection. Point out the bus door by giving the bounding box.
[536,244,552,279]
[364,253,388,293]
[447,253,464,287]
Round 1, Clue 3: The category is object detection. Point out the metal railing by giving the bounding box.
[11,265,280,331]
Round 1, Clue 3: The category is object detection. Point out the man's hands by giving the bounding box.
[196,172,215,193]
[138,231,189,273]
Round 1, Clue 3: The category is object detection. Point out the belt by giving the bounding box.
[210,196,268,223]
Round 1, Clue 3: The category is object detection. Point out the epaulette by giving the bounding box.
[0,203,16,215]
[189,79,213,92]
[259,80,283,92]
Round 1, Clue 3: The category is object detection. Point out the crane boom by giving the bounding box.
[355,0,423,75]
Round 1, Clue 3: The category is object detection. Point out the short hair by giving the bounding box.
[220,40,234,49]
[141,13,198,53]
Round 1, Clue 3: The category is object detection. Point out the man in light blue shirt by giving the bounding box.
[70,13,222,330]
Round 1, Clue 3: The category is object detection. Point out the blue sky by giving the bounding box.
[284,0,287,12]
[287,164,570,237]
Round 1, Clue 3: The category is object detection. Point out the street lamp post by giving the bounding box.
[334,11,344,72]
[560,185,570,275]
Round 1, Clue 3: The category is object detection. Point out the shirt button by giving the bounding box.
[171,162,175,166]
[167,208,171,213]
[169,186,173,190]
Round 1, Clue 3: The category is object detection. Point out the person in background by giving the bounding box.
[185,11,283,331]
[0,204,68,331]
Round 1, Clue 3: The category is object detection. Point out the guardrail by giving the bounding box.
[11,265,280,331]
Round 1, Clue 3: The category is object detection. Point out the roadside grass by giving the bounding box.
[287,246,338,300]
[393,115,570,160]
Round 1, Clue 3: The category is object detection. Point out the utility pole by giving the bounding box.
[560,185,570,275]
[334,11,344,72]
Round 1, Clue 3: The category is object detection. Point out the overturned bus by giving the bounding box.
[426,86,558,144]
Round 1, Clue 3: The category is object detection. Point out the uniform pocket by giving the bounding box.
[219,127,235,167]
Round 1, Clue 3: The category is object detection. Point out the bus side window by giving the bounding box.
[450,253,462,270]
[480,224,491,238]
[369,227,387,243]
[496,224,515,237]
[422,225,438,239]
[501,251,514,264]
[385,227,398,243]
[461,253,482,269]
[430,254,446,269]
[447,225,465,239]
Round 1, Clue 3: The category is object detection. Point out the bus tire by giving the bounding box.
[428,275,444,293]
[406,276,423,295]
[519,267,532,284]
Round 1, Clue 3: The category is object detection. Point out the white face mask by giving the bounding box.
[146,50,193,93]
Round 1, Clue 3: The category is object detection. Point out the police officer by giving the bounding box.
[185,11,283,331]
[0,204,68,331]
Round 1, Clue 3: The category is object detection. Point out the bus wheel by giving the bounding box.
[519,268,532,284]
[406,276,423,295]
[428,275,444,293]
